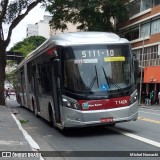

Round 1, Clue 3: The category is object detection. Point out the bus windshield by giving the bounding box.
[62,44,135,95]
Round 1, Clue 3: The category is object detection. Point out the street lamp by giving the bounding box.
[139,31,145,105]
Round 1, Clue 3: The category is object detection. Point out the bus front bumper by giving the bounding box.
[61,101,138,128]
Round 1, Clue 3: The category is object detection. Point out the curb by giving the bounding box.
[139,106,160,110]
[11,113,45,160]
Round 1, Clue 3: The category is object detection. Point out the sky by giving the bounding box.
[5,4,49,50]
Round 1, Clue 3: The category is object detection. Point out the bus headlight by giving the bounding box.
[62,98,81,110]
[130,90,138,104]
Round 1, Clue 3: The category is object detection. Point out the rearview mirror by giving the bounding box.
[53,59,61,77]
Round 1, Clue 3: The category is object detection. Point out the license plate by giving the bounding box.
[100,117,113,123]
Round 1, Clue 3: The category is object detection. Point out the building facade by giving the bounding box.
[26,15,52,38]
[50,22,78,35]
[117,0,160,102]
[26,24,38,37]
[27,15,78,38]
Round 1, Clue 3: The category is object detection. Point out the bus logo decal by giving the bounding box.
[82,102,89,109]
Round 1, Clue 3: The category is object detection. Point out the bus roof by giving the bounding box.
[26,32,129,61]
[49,32,129,45]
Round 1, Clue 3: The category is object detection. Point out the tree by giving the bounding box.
[46,0,129,32]
[0,0,49,105]
[10,36,46,57]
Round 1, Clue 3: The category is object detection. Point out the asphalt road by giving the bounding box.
[6,95,160,160]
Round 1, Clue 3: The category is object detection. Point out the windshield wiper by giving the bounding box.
[102,66,125,95]
[84,65,99,98]
[95,65,99,88]
[102,66,110,88]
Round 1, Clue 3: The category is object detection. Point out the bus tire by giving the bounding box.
[18,96,23,108]
[108,123,116,127]
[32,99,39,118]
[49,106,57,129]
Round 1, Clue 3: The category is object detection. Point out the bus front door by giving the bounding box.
[51,59,61,124]
[32,66,40,113]
[20,70,26,106]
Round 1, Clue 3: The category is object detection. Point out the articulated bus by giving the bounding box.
[15,32,139,130]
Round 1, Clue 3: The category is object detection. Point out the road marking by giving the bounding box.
[109,127,160,148]
[139,110,160,116]
[0,140,25,145]
[11,113,40,151]
[138,117,160,124]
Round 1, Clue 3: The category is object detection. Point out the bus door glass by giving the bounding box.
[51,58,61,123]
[20,67,26,105]
[32,65,40,112]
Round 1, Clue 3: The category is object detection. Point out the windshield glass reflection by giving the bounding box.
[62,44,134,94]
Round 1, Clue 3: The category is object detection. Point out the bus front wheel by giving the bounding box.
[32,99,39,118]
[108,123,116,127]
[49,107,57,129]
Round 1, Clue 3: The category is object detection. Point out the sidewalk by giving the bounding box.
[139,104,160,110]
[0,102,40,159]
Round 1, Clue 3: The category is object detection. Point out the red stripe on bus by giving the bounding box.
[78,96,130,111]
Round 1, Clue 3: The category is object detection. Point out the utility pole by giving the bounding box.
[139,31,145,105]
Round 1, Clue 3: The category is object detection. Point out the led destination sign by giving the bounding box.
[74,59,98,64]
[74,48,125,64]
[64,45,129,63]
[80,48,122,58]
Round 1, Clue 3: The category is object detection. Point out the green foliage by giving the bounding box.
[5,60,17,85]
[46,0,129,32]
[6,60,16,67]
[19,119,29,125]
[10,36,46,57]
[2,0,49,24]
